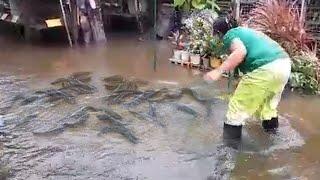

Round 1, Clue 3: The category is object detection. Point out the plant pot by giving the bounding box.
[190,54,201,65]
[210,56,222,68]
[172,49,183,62]
[202,57,210,69]
[181,51,190,63]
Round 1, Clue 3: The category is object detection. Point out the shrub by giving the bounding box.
[247,0,314,56]
[246,0,320,94]
[289,51,320,94]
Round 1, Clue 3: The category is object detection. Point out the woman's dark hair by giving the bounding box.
[212,17,238,35]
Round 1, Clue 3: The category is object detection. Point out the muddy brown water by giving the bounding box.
[0,32,320,180]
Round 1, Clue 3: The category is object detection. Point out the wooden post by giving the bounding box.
[59,0,73,47]
[70,0,79,45]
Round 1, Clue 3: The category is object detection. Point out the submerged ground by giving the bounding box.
[0,29,320,180]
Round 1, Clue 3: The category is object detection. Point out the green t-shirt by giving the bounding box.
[223,27,289,74]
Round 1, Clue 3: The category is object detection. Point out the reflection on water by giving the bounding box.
[0,30,319,180]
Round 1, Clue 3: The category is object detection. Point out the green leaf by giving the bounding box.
[174,0,186,7]
[182,1,191,10]
[191,0,206,10]
[213,3,220,11]
[207,0,220,11]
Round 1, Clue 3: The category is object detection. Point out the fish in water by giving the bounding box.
[33,106,92,135]
[96,108,125,127]
[128,103,166,127]
[70,71,92,81]
[99,125,139,144]
[51,73,97,95]
[103,75,124,83]
[123,90,157,107]
[103,75,148,92]
[52,72,92,85]
[35,89,76,104]
[105,90,143,105]
[175,103,198,117]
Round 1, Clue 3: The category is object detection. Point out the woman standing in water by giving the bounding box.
[205,17,291,142]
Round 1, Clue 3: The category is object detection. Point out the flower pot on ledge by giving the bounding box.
[171,49,183,63]
[181,51,190,63]
[202,57,210,69]
[210,56,222,68]
[190,54,201,65]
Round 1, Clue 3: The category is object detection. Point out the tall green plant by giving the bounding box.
[174,0,219,11]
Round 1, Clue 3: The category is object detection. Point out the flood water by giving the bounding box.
[0,26,320,180]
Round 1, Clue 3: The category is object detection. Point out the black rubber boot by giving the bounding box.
[223,123,242,139]
[223,123,242,149]
[262,117,279,132]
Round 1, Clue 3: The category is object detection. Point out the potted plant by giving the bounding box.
[187,39,201,65]
[181,49,190,63]
[210,56,222,68]
[186,14,217,66]
[202,57,210,69]
[170,30,186,63]
[209,36,224,68]
[190,53,201,65]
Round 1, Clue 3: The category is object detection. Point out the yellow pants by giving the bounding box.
[225,58,291,126]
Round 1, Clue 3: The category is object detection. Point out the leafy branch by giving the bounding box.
[174,0,220,11]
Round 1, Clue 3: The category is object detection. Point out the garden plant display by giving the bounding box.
[182,10,222,63]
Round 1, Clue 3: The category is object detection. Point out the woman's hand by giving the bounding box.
[204,69,223,81]
[204,39,246,82]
